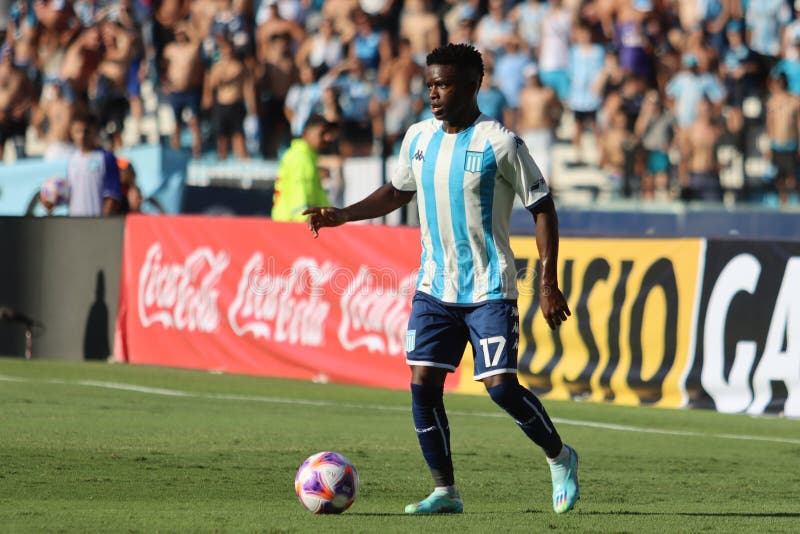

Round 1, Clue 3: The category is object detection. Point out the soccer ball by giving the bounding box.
[294,451,359,514]
[39,176,70,207]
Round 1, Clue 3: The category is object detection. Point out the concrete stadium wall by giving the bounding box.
[0,217,124,360]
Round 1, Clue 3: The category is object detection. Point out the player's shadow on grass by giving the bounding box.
[352,511,800,518]
[349,511,548,517]
[83,270,110,361]
[583,511,800,518]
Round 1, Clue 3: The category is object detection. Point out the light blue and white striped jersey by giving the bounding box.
[392,114,550,304]
[745,0,791,57]
[568,44,606,112]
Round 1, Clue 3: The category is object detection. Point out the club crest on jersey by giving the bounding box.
[465,151,483,172]
[413,150,425,162]
[406,330,416,352]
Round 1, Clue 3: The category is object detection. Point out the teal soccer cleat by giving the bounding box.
[404,488,464,514]
[550,444,580,514]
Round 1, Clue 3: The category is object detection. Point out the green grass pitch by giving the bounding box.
[1,357,798,533]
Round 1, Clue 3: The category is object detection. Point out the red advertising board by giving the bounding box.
[114,215,456,389]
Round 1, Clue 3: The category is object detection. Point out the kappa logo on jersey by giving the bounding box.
[413,150,425,162]
[529,178,546,192]
[465,151,483,172]
[406,329,416,352]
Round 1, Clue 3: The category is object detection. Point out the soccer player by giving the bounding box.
[64,111,122,217]
[303,44,579,515]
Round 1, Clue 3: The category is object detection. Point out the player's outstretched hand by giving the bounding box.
[540,284,571,330]
[302,206,347,238]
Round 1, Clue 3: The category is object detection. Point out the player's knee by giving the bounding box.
[485,380,520,409]
[411,382,444,407]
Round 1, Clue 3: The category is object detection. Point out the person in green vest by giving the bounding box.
[271,114,339,222]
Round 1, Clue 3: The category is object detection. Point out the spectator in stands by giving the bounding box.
[8,0,39,71]
[568,22,605,165]
[399,0,441,67]
[153,0,191,74]
[112,0,147,144]
[744,0,791,83]
[596,47,626,121]
[255,0,305,60]
[510,0,549,52]
[679,98,723,202]
[614,0,654,85]
[255,0,308,28]
[600,109,634,197]
[295,17,344,79]
[321,0,359,42]
[477,64,510,126]
[336,58,381,156]
[271,114,337,222]
[765,72,800,206]
[93,17,135,150]
[63,111,121,216]
[494,36,533,128]
[449,14,477,47]
[517,64,561,184]
[319,84,343,127]
[349,10,391,79]
[8,0,43,102]
[162,21,204,157]
[377,37,424,155]
[33,79,76,161]
[474,0,512,58]
[117,157,143,213]
[634,89,673,200]
[538,0,573,101]
[255,31,299,157]
[773,37,800,96]
[60,25,103,102]
[666,53,724,133]
[0,43,33,160]
[782,4,800,59]
[203,34,256,160]
[442,0,479,40]
[285,63,339,140]
[720,19,756,108]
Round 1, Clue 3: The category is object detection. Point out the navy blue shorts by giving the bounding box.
[169,90,201,123]
[405,291,519,381]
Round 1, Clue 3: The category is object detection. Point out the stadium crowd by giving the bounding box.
[1,0,800,204]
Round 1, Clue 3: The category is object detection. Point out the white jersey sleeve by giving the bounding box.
[496,134,550,209]
[390,123,422,192]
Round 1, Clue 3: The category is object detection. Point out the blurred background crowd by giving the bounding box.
[2,0,800,206]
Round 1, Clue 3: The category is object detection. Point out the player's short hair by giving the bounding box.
[426,43,484,84]
[304,114,337,132]
[70,110,99,129]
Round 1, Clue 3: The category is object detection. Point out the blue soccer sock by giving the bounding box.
[486,381,563,458]
[411,383,454,487]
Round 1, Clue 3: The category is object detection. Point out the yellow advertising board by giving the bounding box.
[455,238,703,409]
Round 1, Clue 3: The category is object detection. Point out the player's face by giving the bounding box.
[70,121,95,150]
[306,123,337,152]
[425,64,477,125]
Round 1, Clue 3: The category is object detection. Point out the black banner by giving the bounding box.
[688,240,800,416]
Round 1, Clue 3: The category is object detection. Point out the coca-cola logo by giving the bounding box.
[138,243,229,332]
[228,254,332,345]
[338,267,415,355]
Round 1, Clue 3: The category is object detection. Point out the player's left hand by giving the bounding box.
[540,284,571,329]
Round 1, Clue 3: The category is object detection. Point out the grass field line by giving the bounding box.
[2,373,799,446]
